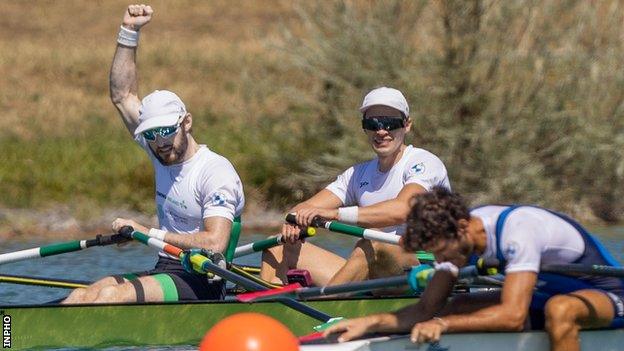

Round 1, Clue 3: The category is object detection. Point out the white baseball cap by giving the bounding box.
[134,90,187,135]
[359,87,409,118]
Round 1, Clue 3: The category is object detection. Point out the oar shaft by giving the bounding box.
[233,228,316,258]
[542,264,624,278]
[475,259,624,278]
[0,234,128,265]
[299,275,408,298]
[0,274,90,289]
[286,214,399,245]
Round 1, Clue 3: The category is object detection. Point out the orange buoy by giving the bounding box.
[199,312,299,351]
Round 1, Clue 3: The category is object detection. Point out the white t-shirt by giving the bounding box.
[137,138,245,236]
[325,145,451,234]
[472,206,585,273]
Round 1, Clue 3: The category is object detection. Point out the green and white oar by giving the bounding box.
[0,233,130,265]
[285,214,435,261]
[234,227,316,258]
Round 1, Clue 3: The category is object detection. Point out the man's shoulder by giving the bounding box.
[348,158,378,178]
[404,145,444,162]
[194,146,240,176]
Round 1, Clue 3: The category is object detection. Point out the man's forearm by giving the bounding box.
[160,231,230,253]
[355,199,411,228]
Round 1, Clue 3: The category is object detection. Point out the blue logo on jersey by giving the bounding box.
[210,192,227,206]
[504,242,518,259]
[411,162,426,175]
[359,181,369,188]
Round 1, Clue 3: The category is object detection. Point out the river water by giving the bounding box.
[1,226,623,305]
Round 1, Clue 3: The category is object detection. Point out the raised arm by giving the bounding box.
[109,4,153,135]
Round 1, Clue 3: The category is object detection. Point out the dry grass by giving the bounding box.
[1,0,624,224]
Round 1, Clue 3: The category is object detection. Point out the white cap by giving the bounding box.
[134,90,187,135]
[359,87,409,118]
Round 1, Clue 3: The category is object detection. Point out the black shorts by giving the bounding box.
[113,257,226,301]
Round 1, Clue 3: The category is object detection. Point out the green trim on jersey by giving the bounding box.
[224,216,242,263]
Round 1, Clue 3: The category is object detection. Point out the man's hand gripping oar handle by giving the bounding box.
[285,213,327,228]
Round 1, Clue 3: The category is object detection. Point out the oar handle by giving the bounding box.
[285,213,327,228]
[87,233,131,246]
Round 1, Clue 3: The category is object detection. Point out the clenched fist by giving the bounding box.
[122,4,154,31]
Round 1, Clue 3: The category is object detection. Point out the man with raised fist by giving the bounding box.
[63,4,245,304]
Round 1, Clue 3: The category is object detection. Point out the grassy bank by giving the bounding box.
[1,0,624,225]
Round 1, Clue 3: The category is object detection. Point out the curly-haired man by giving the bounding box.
[324,187,624,351]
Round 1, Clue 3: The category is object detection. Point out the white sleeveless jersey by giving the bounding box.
[326,145,451,234]
[137,138,245,236]
[471,206,585,273]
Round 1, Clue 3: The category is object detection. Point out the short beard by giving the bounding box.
[155,131,188,165]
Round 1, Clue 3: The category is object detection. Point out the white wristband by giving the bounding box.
[148,228,167,241]
[434,261,459,278]
[117,25,139,47]
[337,206,359,224]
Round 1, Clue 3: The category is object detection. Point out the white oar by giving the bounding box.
[285,214,435,261]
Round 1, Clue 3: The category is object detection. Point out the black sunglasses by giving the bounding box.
[361,117,406,132]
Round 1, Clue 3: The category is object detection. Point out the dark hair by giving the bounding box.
[403,186,470,252]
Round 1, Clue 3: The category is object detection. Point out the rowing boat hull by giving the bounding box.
[301,330,624,351]
[1,296,414,349]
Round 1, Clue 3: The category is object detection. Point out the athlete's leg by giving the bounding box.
[545,289,615,351]
[327,240,419,290]
[62,276,125,304]
[92,275,165,303]
[261,241,346,286]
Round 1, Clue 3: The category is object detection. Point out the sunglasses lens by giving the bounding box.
[159,126,178,137]
[142,130,156,141]
[142,125,179,141]
[361,117,404,131]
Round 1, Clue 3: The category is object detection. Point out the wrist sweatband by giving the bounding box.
[434,261,459,278]
[117,25,139,47]
[148,228,167,241]
[337,206,359,224]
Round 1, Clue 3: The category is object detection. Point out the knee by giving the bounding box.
[545,295,579,335]
[94,285,122,303]
[63,288,87,304]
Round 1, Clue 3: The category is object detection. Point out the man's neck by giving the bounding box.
[468,216,488,255]
[377,144,407,172]
[179,136,200,163]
